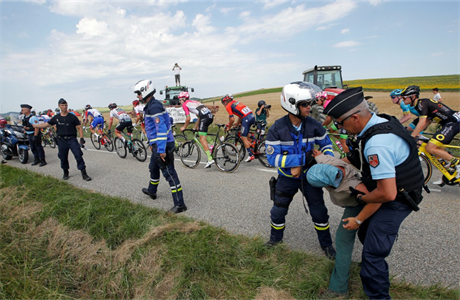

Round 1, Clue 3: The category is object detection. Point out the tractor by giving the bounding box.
[302,65,379,123]
[159,85,194,106]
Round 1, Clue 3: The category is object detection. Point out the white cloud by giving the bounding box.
[262,0,289,10]
[76,18,108,38]
[220,7,234,14]
[340,28,350,34]
[316,26,328,31]
[432,52,444,56]
[240,11,251,18]
[333,41,361,48]
[192,14,216,35]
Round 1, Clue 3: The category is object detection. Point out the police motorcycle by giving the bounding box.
[0,113,29,163]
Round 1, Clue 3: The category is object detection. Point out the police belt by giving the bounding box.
[59,135,77,140]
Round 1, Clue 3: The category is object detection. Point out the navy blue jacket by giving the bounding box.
[144,98,175,153]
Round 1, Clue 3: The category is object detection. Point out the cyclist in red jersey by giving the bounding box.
[401,85,460,178]
[221,94,256,162]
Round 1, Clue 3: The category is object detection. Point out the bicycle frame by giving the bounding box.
[418,142,460,185]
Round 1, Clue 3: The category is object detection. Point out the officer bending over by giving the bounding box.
[33,98,91,181]
[21,104,47,166]
[324,87,423,299]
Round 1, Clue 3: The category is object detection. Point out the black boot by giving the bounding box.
[31,157,40,166]
[81,169,91,181]
[63,169,69,180]
[39,158,47,167]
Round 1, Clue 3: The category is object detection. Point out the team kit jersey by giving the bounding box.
[414,98,459,125]
[134,104,145,116]
[110,108,131,122]
[182,100,212,118]
[225,101,252,118]
[85,108,102,119]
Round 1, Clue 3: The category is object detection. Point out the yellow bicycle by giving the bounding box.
[418,139,460,188]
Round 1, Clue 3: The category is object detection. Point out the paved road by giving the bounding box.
[5,144,459,288]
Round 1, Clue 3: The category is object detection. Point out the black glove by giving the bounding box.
[349,187,366,205]
[80,138,86,147]
[33,135,41,145]
[107,130,112,135]
[304,151,317,168]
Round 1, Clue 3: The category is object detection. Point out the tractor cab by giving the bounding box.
[159,86,194,106]
[302,65,345,96]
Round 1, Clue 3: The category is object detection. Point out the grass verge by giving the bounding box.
[1,165,458,299]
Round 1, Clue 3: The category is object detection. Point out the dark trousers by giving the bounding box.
[269,175,333,248]
[27,134,45,159]
[148,142,184,206]
[358,201,412,300]
[57,137,85,170]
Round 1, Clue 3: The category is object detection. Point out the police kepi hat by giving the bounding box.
[20,104,33,109]
[324,87,364,119]
[58,98,67,104]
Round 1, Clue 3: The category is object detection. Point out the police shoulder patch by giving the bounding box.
[368,154,379,168]
[266,145,275,155]
[155,117,160,124]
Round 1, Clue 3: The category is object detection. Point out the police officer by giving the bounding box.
[21,104,47,166]
[134,79,187,213]
[324,87,424,299]
[265,82,336,259]
[33,98,91,181]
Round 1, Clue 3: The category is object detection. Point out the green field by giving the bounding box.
[344,74,460,92]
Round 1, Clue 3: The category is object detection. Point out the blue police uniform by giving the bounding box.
[23,114,45,161]
[265,115,335,248]
[356,113,413,299]
[144,97,184,207]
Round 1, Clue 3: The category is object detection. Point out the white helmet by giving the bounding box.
[134,79,156,102]
[280,81,321,116]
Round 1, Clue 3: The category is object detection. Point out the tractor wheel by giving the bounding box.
[310,104,326,124]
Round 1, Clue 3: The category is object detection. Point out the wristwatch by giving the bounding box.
[356,194,366,205]
[355,218,363,225]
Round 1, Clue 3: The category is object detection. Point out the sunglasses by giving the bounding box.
[298,101,315,108]
[336,110,361,127]
[135,91,141,96]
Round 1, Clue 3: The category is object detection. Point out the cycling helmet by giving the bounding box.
[55,108,60,112]
[132,100,140,106]
[258,100,266,108]
[280,81,321,116]
[108,103,117,110]
[178,92,190,100]
[133,79,156,102]
[400,85,420,97]
[0,118,7,128]
[85,104,92,110]
[390,89,402,98]
[315,91,328,100]
[221,94,234,105]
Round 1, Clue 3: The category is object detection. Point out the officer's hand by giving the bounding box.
[304,151,317,168]
[80,137,86,145]
[33,135,41,145]
[160,153,166,162]
[291,166,302,178]
[349,187,366,205]
[342,217,360,230]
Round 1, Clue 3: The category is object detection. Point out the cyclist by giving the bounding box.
[255,100,270,135]
[178,91,215,168]
[107,103,133,147]
[221,94,256,162]
[400,85,460,177]
[390,89,420,132]
[134,79,186,213]
[265,82,336,259]
[316,91,350,155]
[83,105,104,138]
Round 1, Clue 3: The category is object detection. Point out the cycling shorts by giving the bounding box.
[90,116,104,130]
[198,113,213,134]
[430,121,460,146]
[239,114,255,137]
[116,120,133,134]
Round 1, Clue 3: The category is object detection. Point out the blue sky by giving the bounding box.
[1,0,458,113]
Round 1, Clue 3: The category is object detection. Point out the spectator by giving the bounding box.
[172,63,182,86]
[432,87,442,102]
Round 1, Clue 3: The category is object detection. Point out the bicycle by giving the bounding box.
[114,131,148,162]
[326,131,353,159]
[41,127,56,148]
[179,124,240,172]
[89,124,114,152]
[171,123,190,156]
[418,137,460,188]
[132,124,148,143]
[224,123,272,168]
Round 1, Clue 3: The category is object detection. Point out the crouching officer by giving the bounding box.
[134,80,187,214]
[33,98,91,181]
[21,104,47,166]
[265,82,336,259]
[324,87,423,299]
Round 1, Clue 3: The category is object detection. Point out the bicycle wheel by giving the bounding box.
[179,141,201,168]
[213,142,240,173]
[419,154,432,185]
[174,133,188,156]
[114,137,127,158]
[91,133,101,150]
[49,135,56,148]
[132,138,147,162]
[224,136,246,161]
[256,140,273,168]
[102,134,114,152]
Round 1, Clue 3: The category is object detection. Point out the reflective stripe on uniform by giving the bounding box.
[271,222,285,230]
[314,222,330,231]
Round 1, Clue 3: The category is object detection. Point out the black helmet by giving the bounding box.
[400,85,420,97]
[85,104,92,110]
[258,100,266,108]
[108,103,117,109]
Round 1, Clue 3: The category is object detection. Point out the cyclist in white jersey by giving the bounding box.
[83,105,104,138]
[107,103,133,145]
[132,100,147,137]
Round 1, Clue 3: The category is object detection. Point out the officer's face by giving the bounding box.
[59,103,68,112]
[298,101,313,117]
[21,108,30,115]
